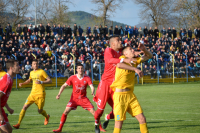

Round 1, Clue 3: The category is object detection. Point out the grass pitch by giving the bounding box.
[6,83,200,133]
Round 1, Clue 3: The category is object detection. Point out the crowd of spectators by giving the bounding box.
[0,22,200,80]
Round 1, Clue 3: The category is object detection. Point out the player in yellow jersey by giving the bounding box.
[110,44,152,133]
[13,59,52,129]
[0,63,6,79]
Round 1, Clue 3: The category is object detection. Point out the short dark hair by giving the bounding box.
[122,46,131,55]
[77,63,83,67]
[6,59,17,70]
[32,59,38,63]
[109,35,120,41]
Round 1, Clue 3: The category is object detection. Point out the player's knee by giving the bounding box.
[38,109,43,114]
[22,105,28,110]
[94,109,104,119]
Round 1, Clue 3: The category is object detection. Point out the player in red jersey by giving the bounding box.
[53,64,105,133]
[94,35,143,133]
[0,59,20,133]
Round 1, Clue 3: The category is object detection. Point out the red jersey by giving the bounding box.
[66,75,93,99]
[0,73,13,107]
[101,48,122,83]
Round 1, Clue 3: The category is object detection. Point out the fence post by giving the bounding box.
[169,53,174,84]
[99,64,101,82]
[183,53,188,82]
[12,54,18,89]
[141,62,143,85]
[52,53,57,87]
[153,53,159,84]
[88,53,93,82]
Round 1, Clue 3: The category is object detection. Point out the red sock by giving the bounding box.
[107,110,114,120]
[59,114,67,130]
[94,109,104,125]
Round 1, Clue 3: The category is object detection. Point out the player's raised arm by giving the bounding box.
[89,84,95,97]
[19,78,32,87]
[56,83,69,99]
[138,43,153,62]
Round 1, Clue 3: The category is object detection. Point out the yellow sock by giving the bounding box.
[113,127,121,133]
[140,123,149,133]
[41,110,48,118]
[18,109,26,124]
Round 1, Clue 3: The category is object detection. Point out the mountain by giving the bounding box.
[67,11,130,29]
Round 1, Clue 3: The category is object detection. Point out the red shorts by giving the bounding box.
[0,108,8,127]
[66,97,94,111]
[93,80,114,110]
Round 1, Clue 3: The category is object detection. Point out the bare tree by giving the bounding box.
[9,0,32,28]
[36,0,52,24]
[174,0,200,29]
[91,0,127,27]
[0,0,11,27]
[132,0,177,28]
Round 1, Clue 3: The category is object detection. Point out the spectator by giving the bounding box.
[25,61,31,71]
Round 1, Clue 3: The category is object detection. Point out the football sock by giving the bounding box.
[113,127,121,133]
[107,110,114,120]
[40,110,48,118]
[59,113,67,130]
[94,109,103,125]
[18,109,26,124]
[140,123,149,133]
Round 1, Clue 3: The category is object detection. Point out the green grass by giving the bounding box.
[6,83,200,133]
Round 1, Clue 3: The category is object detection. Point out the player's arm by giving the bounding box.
[5,103,14,114]
[89,84,95,97]
[19,78,32,87]
[117,63,144,78]
[105,48,137,65]
[36,76,52,84]
[0,92,4,124]
[56,83,69,99]
[138,43,153,62]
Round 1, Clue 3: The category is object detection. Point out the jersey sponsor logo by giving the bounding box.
[75,84,85,90]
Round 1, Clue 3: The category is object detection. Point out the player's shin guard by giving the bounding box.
[18,109,26,124]
[41,110,48,118]
[94,109,104,125]
[113,128,121,133]
[59,113,67,130]
[140,123,149,133]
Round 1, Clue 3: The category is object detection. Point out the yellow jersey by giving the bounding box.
[110,55,141,92]
[0,70,6,79]
[29,69,49,97]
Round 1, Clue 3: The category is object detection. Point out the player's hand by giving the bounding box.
[7,108,14,114]
[35,80,42,84]
[91,93,95,97]
[135,69,144,78]
[56,94,60,99]
[135,51,144,57]
[19,83,23,87]
[0,114,4,125]
[138,43,146,51]
[123,58,137,65]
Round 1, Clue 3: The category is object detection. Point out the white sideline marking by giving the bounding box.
[10,113,199,121]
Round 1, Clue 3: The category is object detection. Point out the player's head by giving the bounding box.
[122,46,135,58]
[76,63,84,75]
[6,59,20,74]
[32,59,38,70]
[109,35,122,50]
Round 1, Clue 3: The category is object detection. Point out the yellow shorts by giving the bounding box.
[25,94,45,110]
[113,91,143,121]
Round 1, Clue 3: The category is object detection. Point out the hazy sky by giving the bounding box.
[68,0,141,26]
